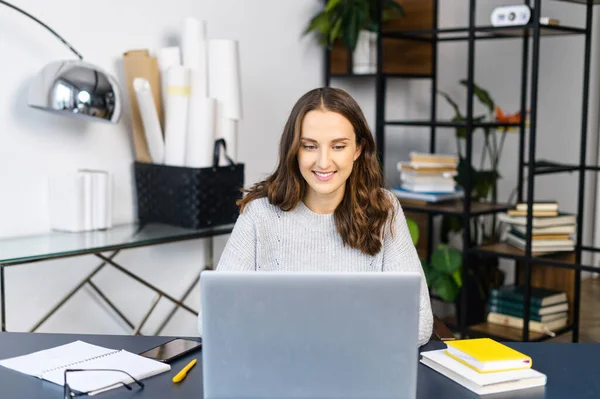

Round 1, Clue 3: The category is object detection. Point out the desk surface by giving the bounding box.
[0,332,598,398]
[0,223,234,266]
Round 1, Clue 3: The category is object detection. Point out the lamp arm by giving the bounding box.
[0,0,83,60]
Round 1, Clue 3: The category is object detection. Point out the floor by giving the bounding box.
[551,277,600,343]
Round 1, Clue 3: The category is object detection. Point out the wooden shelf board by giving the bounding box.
[399,199,511,216]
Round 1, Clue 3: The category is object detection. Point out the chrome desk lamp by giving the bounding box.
[1,1,121,123]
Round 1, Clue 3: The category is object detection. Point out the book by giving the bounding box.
[506,231,574,247]
[511,224,576,235]
[488,298,569,316]
[397,162,457,174]
[401,182,456,193]
[515,201,558,212]
[505,235,574,254]
[392,187,464,203]
[487,306,567,323]
[498,212,576,228]
[445,338,532,373]
[400,173,456,184]
[0,340,170,395]
[507,209,559,217]
[490,286,568,307]
[420,349,546,395]
[487,312,568,335]
[409,152,458,166]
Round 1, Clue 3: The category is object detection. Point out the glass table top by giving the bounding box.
[0,223,234,265]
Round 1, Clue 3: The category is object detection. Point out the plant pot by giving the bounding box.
[352,30,377,74]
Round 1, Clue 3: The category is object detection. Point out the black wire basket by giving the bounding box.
[133,139,244,229]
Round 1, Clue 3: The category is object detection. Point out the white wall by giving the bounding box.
[332,0,600,283]
[0,0,322,334]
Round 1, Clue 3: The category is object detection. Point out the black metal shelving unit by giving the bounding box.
[323,0,600,342]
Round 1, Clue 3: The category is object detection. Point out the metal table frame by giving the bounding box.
[0,223,234,334]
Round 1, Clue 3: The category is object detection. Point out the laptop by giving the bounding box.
[200,271,422,399]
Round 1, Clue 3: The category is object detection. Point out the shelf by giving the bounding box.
[399,200,511,216]
[521,160,600,174]
[471,242,576,262]
[386,120,520,129]
[330,73,432,79]
[468,322,574,342]
[525,160,580,174]
[558,0,600,4]
[383,24,586,42]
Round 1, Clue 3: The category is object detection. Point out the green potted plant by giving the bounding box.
[303,0,405,73]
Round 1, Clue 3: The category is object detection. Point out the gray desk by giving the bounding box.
[0,223,233,334]
[0,332,598,398]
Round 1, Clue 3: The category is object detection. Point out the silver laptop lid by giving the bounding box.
[201,271,421,399]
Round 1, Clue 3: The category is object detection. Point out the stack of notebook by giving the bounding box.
[420,338,547,395]
[499,201,576,254]
[486,285,569,336]
[393,152,464,203]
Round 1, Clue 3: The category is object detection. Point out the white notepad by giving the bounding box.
[420,349,546,395]
[0,340,170,395]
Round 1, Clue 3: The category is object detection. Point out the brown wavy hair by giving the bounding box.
[238,87,396,256]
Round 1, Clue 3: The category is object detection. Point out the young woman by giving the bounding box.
[201,87,433,346]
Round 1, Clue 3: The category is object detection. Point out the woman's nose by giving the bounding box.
[317,148,331,169]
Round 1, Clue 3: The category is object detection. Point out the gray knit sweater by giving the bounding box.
[197,190,433,346]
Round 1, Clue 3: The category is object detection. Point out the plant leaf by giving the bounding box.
[473,169,500,200]
[406,217,419,246]
[421,259,442,288]
[451,269,463,288]
[325,0,342,13]
[329,16,343,44]
[342,4,361,51]
[431,245,462,275]
[459,80,495,113]
[433,275,460,302]
[438,90,463,119]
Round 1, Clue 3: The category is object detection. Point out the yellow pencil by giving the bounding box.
[172,359,197,383]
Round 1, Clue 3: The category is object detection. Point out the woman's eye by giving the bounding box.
[333,146,346,150]
[303,145,316,150]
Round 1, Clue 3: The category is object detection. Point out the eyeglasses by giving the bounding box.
[63,368,145,398]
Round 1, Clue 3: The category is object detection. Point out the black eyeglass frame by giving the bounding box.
[63,368,145,398]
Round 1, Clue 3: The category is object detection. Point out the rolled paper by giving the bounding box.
[164,66,191,166]
[186,92,216,168]
[181,18,208,98]
[156,46,181,123]
[133,78,165,164]
[208,39,242,121]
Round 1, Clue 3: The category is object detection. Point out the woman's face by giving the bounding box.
[298,109,362,207]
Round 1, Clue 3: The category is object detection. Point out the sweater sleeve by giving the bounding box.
[382,194,433,347]
[215,207,258,272]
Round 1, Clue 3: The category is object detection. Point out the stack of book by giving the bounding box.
[499,201,576,254]
[486,285,569,336]
[420,338,547,395]
[393,152,464,203]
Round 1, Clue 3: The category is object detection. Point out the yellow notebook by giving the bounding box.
[445,338,532,373]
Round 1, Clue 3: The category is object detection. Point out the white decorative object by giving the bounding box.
[48,170,112,232]
[352,30,377,74]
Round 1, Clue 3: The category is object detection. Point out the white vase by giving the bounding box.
[352,30,377,74]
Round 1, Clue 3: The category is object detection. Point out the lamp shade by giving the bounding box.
[28,60,121,123]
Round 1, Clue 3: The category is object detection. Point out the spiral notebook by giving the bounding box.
[0,340,171,395]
